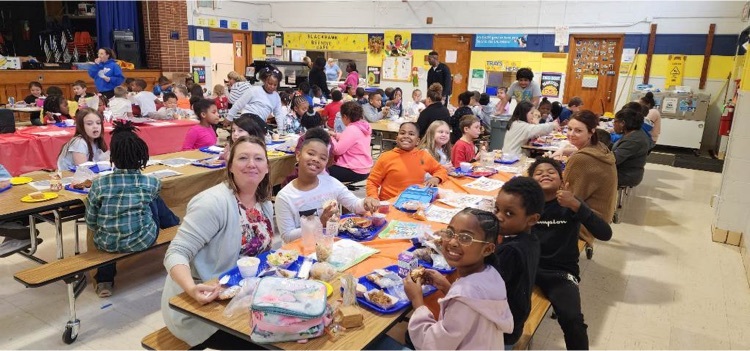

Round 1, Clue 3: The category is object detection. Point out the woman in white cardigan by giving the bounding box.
[161,136,278,348]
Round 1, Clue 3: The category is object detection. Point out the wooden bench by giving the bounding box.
[513,239,587,350]
[13,226,179,344]
[141,327,189,350]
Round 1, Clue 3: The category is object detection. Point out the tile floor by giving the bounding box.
[1,163,749,349]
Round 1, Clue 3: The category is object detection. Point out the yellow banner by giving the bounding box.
[666,55,686,88]
[485,60,520,72]
[284,32,368,52]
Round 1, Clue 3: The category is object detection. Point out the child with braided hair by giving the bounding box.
[86,120,179,297]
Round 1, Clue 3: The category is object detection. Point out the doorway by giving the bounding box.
[563,34,624,115]
[432,34,472,107]
[232,32,252,75]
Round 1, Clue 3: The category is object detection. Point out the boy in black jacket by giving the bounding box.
[529,157,612,350]
[492,176,544,348]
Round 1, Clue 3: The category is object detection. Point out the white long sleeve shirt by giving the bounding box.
[227,86,286,131]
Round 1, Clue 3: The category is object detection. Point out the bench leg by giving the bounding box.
[73,219,82,255]
[54,210,64,259]
[62,279,80,344]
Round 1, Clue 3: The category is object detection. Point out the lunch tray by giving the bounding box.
[406,246,456,274]
[64,184,89,194]
[191,158,226,169]
[69,165,104,173]
[0,184,11,193]
[394,185,438,213]
[356,265,437,314]
[336,213,387,242]
[219,250,310,287]
[452,168,498,178]
[199,146,223,154]
[54,122,75,128]
[495,156,520,165]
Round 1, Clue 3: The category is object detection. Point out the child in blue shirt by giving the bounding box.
[86,121,178,297]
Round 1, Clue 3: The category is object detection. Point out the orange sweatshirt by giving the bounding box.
[367,148,449,201]
[177,97,191,110]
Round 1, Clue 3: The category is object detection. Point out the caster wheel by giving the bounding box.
[62,320,80,344]
[585,245,594,260]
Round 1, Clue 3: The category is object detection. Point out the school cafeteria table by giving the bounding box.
[0,119,200,176]
[5,106,43,122]
[168,167,516,350]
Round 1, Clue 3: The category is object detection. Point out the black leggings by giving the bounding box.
[328,165,368,183]
[536,269,589,350]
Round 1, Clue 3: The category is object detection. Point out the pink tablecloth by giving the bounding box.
[0,120,200,176]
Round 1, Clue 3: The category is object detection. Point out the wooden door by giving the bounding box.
[233,33,247,74]
[564,34,624,115]
[432,35,472,107]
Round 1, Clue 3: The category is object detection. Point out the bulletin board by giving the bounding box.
[265,32,283,58]
[382,56,412,81]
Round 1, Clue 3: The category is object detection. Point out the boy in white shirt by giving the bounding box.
[132,79,158,116]
[108,86,133,118]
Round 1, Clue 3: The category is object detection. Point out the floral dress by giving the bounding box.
[237,199,273,256]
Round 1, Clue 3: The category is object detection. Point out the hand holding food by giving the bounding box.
[190,283,220,304]
[409,266,425,284]
[402,277,424,307]
[424,177,440,187]
[424,269,451,294]
[363,197,380,213]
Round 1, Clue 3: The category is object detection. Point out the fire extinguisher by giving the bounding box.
[719,103,734,136]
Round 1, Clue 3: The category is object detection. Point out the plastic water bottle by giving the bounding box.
[325,216,339,238]
[479,143,493,167]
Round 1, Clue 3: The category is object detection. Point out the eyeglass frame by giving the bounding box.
[437,228,492,247]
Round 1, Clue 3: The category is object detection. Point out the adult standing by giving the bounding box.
[87,48,124,99]
[226,71,250,107]
[325,58,343,82]
[328,101,373,183]
[426,51,452,105]
[308,57,330,98]
[161,136,275,349]
[338,62,360,91]
[562,110,617,259]
[501,68,542,108]
[416,83,451,138]
[227,66,287,130]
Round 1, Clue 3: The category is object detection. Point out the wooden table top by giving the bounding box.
[6,106,42,112]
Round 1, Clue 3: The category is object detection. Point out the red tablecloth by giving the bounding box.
[0,120,199,176]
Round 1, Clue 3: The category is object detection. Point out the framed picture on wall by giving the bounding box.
[197,1,214,9]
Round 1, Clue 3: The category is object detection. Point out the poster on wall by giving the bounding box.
[475,34,528,48]
[369,34,384,55]
[485,60,520,72]
[540,72,562,97]
[284,32,368,52]
[469,69,485,91]
[192,66,206,84]
[367,66,381,86]
[384,30,411,57]
[382,56,412,81]
[665,55,686,89]
[266,32,283,59]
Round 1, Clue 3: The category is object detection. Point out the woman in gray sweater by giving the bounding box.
[612,104,651,188]
[161,136,278,348]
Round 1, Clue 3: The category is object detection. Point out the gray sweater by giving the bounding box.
[612,129,650,187]
[161,183,275,346]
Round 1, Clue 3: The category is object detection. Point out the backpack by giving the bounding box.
[250,277,331,343]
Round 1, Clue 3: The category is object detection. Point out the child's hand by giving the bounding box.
[363,197,380,213]
[556,183,581,212]
[423,269,451,294]
[189,283,220,305]
[403,277,425,308]
[424,177,440,187]
[319,202,338,225]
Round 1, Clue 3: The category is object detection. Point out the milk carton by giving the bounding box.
[397,250,418,278]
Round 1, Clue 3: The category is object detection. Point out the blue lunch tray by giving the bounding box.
[219,250,311,287]
[64,184,89,194]
[394,185,438,213]
[336,213,387,242]
[356,265,437,314]
[199,146,222,154]
[191,158,226,169]
[406,246,456,274]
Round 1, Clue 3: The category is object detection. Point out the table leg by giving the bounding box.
[54,209,64,259]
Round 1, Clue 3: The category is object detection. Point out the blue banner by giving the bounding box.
[475,34,528,48]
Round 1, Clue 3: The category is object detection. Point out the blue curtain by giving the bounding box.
[95,0,141,50]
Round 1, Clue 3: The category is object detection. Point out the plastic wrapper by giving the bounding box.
[223,277,261,318]
[310,262,337,282]
[71,165,95,186]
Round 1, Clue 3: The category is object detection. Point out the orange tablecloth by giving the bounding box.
[0,120,199,176]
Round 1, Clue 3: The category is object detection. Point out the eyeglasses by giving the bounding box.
[437,229,491,246]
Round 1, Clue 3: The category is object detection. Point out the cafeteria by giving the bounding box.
[1,1,749,350]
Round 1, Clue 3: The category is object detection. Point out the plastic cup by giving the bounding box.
[460,162,472,172]
[378,201,391,214]
[371,213,386,227]
[64,119,75,126]
[237,256,261,278]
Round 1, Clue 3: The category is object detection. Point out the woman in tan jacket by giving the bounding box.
[563,110,618,259]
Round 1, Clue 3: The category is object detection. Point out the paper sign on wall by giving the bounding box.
[192,66,206,84]
[367,66,381,86]
[445,50,457,63]
[662,97,678,114]
[230,21,239,30]
[554,26,569,47]
[196,28,205,41]
[666,55,686,89]
[540,72,562,97]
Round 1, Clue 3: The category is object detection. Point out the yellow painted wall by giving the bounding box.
[188,41,210,58]
[252,44,266,60]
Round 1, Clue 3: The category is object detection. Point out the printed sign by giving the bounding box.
[284,32,368,52]
[485,60,520,72]
[475,34,528,48]
[666,55,686,89]
[662,97,678,114]
[540,72,562,97]
[367,66,381,86]
[192,66,206,84]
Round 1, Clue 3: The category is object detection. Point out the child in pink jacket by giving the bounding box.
[403,208,514,350]
[328,101,373,183]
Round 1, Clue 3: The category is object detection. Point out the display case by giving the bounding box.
[630,91,711,149]
[246,60,309,89]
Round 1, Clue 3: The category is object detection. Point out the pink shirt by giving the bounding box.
[338,71,360,91]
[331,120,373,174]
[182,125,217,150]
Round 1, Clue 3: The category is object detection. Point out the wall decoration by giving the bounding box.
[265,32,283,59]
[367,66,381,86]
[540,72,562,97]
[192,65,206,84]
[384,30,411,57]
[665,55,686,89]
[284,32,368,52]
[485,60,520,72]
[382,56,412,81]
[369,35,384,55]
[475,34,528,48]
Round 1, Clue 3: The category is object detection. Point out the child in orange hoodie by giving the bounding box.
[366,122,448,201]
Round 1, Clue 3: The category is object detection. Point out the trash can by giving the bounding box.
[489,115,510,151]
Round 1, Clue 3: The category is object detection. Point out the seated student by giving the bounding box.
[219,114,266,160]
[557,96,583,125]
[189,84,205,108]
[386,87,403,119]
[328,101,373,183]
[323,90,344,129]
[132,79,158,116]
[182,99,220,150]
[212,84,229,111]
[57,108,109,171]
[156,92,184,120]
[96,94,109,115]
[472,93,494,130]
[282,128,335,187]
[285,95,323,135]
[311,85,327,109]
[86,120,178,297]
[451,115,481,167]
[363,92,388,122]
[406,88,426,116]
[538,98,553,123]
[108,86,134,118]
[416,83,451,138]
[342,85,356,103]
[528,157,612,350]
[366,122,448,201]
[502,101,559,157]
[494,87,511,116]
[640,92,661,144]
[153,76,174,96]
[419,120,453,172]
[275,129,379,242]
[297,81,314,107]
[491,176,545,348]
[612,105,650,188]
[403,208,513,350]
[124,78,135,93]
[72,80,94,103]
[355,87,368,105]
[43,95,73,124]
[174,85,192,110]
[23,81,45,125]
[450,91,475,144]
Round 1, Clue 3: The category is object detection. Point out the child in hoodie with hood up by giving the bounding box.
[404,208,513,350]
[327,101,373,183]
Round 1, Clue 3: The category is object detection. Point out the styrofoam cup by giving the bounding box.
[237,256,260,278]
